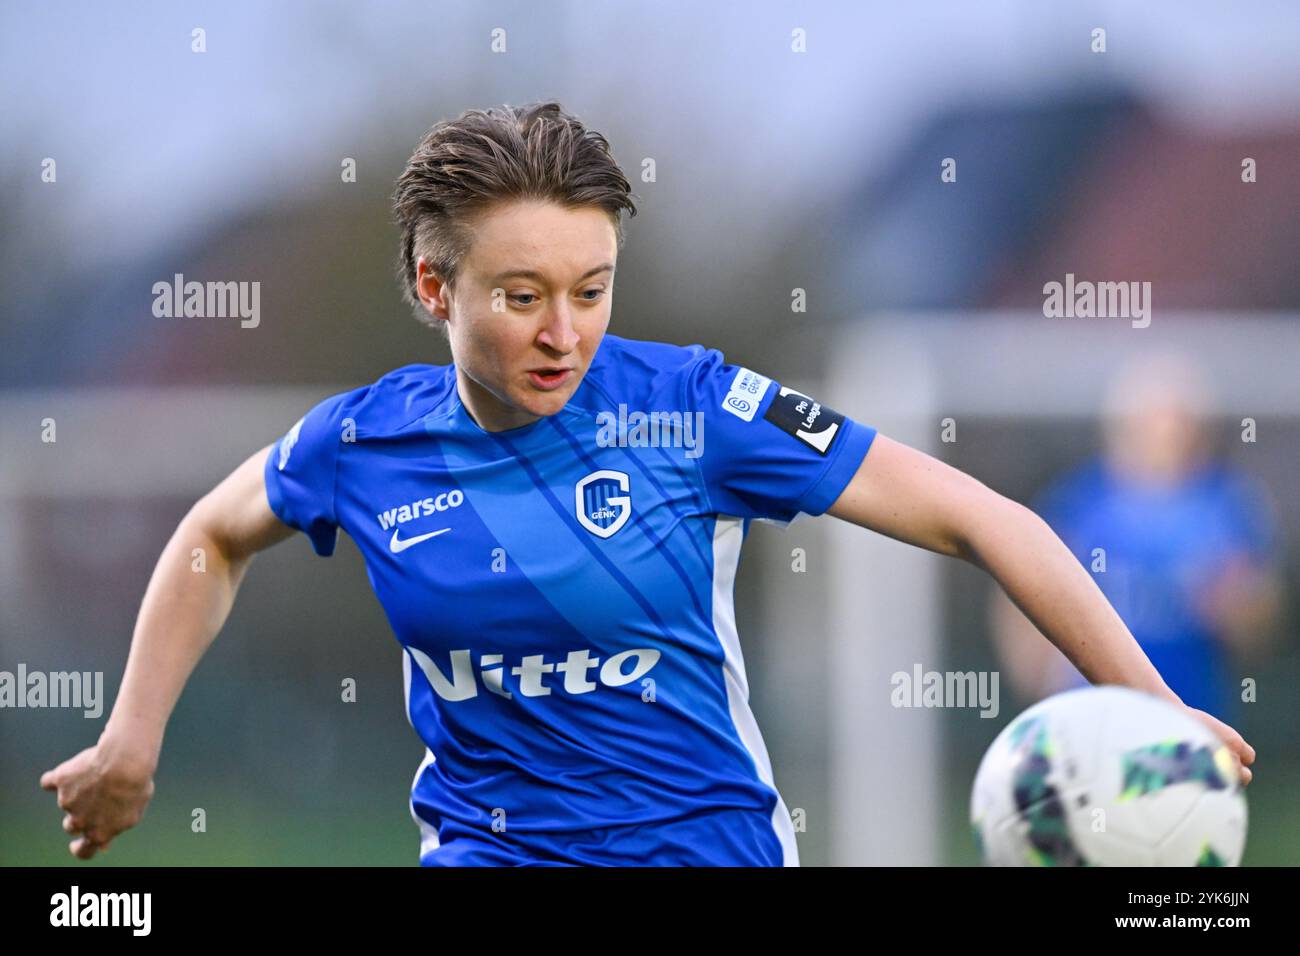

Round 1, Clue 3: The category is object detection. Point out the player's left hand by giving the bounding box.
[1184,707,1254,787]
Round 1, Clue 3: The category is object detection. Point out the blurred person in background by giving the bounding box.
[991,352,1284,721]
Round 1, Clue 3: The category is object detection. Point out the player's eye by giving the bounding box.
[509,293,538,306]
[579,288,606,301]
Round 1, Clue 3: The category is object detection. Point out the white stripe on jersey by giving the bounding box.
[711,515,801,867]
[409,747,440,861]
[404,650,441,860]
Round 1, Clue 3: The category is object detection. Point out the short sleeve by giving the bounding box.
[263,393,349,556]
[684,349,877,522]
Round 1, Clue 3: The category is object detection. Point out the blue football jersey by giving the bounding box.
[263,333,877,866]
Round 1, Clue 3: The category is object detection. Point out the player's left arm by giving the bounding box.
[826,433,1255,784]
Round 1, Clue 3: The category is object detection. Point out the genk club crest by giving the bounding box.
[575,470,632,538]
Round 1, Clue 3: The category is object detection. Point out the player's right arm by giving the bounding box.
[39,443,294,860]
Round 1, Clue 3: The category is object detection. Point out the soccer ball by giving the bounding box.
[970,686,1247,866]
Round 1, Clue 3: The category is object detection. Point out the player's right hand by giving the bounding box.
[40,741,156,860]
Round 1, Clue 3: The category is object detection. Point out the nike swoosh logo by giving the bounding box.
[389,527,451,554]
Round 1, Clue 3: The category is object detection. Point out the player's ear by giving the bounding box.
[416,257,452,325]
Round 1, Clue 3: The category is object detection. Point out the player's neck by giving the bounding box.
[454,368,541,433]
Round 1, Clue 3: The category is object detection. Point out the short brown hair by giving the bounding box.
[392,102,638,328]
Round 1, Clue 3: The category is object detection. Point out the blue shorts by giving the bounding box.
[417,806,790,866]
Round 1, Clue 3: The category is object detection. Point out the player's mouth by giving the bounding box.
[527,367,574,391]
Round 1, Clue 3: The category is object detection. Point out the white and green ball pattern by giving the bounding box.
[970,686,1247,866]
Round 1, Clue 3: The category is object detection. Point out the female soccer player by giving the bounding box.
[40,102,1254,866]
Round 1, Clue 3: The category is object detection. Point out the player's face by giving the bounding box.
[418,199,617,432]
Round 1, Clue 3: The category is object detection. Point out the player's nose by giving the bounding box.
[536,304,579,354]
